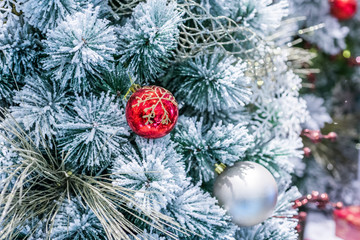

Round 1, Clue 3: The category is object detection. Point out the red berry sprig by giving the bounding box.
[303,147,312,157]
[302,129,337,143]
[292,191,343,234]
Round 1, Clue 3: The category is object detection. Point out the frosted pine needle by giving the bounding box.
[0,109,191,240]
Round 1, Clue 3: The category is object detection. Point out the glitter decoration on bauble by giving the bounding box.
[125,85,179,139]
[329,0,357,20]
[213,161,278,227]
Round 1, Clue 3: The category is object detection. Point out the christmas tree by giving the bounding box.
[0,0,316,239]
[289,0,360,206]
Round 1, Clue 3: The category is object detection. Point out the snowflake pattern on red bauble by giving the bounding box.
[125,86,179,139]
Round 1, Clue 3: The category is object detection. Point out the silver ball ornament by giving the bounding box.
[213,161,278,227]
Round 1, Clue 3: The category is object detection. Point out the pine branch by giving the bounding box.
[42,5,117,92]
[0,109,191,240]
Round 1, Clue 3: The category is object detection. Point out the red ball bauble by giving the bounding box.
[125,85,178,139]
[329,0,357,20]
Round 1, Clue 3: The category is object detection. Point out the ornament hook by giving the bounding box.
[123,73,141,100]
[215,163,226,175]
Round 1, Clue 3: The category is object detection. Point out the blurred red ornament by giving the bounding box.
[125,85,178,139]
[334,206,360,240]
[329,0,357,20]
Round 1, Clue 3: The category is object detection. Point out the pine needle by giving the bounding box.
[0,108,192,240]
